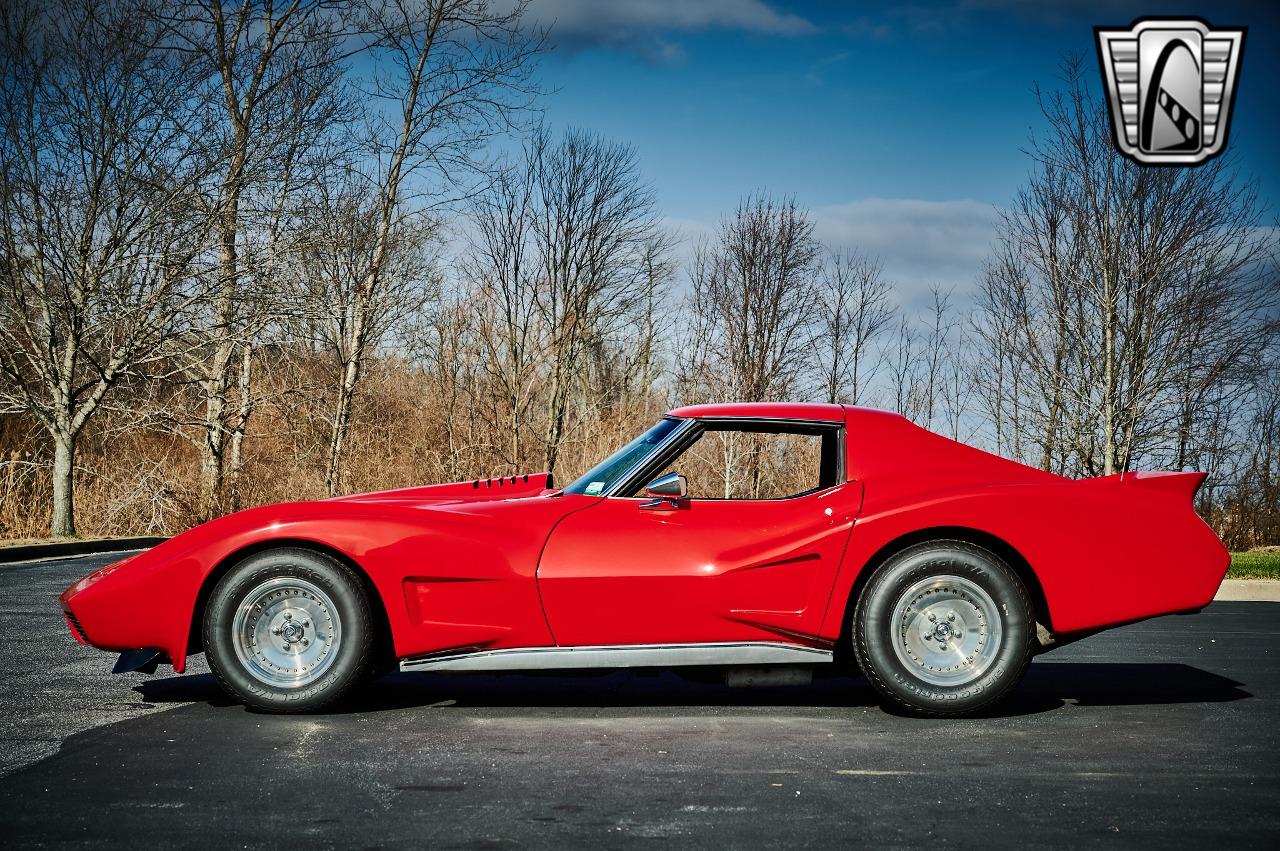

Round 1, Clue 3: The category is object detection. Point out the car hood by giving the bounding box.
[328,472,558,506]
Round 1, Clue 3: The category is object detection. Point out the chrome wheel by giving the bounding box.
[231,577,342,688]
[890,574,1003,687]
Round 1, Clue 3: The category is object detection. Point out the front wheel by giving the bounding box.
[853,541,1034,717]
[203,547,373,713]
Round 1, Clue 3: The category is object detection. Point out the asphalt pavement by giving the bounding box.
[1,554,1278,849]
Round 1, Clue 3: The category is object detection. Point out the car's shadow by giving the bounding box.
[135,661,1250,718]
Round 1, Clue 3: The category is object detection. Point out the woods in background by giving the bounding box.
[1,2,1277,548]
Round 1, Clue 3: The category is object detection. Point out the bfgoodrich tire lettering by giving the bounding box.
[853,540,1034,717]
[203,547,373,713]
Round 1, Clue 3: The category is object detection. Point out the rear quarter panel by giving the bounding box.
[823,409,1229,638]
[818,480,1228,639]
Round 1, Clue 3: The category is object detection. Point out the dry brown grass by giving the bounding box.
[0,355,671,540]
[2,353,1272,549]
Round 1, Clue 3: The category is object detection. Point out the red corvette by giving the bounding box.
[60,403,1229,716]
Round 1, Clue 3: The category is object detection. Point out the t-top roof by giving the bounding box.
[666,402,847,422]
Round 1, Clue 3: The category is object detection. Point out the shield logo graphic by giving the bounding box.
[1095,18,1246,165]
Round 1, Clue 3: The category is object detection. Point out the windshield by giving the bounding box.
[563,418,682,496]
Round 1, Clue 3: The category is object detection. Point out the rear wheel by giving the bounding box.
[203,548,373,713]
[853,540,1034,717]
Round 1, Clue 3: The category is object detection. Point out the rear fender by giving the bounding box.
[819,479,1228,640]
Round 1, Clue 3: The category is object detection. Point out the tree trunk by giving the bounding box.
[200,404,225,521]
[199,186,242,520]
[50,431,76,537]
[543,353,567,473]
[1101,273,1118,476]
[225,343,254,510]
[511,397,521,469]
[325,353,361,497]
[849,345,862,406]
[748,437,764,499]
[721,432,737,499]
[317,12,429,493]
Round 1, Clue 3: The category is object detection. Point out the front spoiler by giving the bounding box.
[112,649,164,674]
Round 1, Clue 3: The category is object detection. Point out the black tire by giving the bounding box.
[852,540,1034,717]
[203,547,373,713]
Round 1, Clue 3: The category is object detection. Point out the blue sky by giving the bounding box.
[518,0,1279,306]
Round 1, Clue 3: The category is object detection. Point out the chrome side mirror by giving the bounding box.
[645,472,687,498]
[640,472,687,510]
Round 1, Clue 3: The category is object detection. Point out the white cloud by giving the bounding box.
[811,197,998,308]
[659,198,1000,311]
[518,0,815,62]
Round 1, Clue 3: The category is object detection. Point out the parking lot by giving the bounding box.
[1,552,1277,848]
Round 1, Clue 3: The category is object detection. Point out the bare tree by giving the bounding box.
[464,154,541,468]
[685,194,821,497]
[290,166,441,495]
[975,56,1278,477]
[974,247,1032,462]
[1216,344,1280,548]
[527,127,667,473]
[412,289,483,481]
[886,314,921,420]
[940,315,975,441]
[156,0,351,518]
[687,194,821,402]
[813,249,893,404]
[0,0,209,534]
[308,0,541,491]
[619,233,677,398]
[918,286,958,432]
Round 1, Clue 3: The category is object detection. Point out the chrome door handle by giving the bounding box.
[639,497,684,511]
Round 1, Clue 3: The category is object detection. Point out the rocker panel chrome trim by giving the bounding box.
[399,641,833,672]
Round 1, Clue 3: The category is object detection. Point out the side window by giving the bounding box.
[667,425,841,500]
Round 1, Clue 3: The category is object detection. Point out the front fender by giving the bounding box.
[61,495,593,669]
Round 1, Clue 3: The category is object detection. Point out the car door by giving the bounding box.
[536,434,862,647]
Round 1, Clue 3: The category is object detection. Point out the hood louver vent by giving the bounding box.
[473,474,533,489]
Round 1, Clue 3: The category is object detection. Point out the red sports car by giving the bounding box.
[60,403,1229,716]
